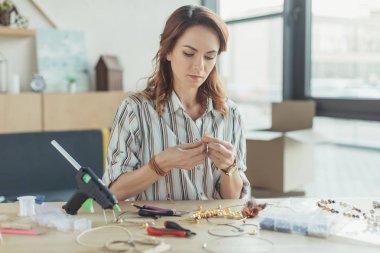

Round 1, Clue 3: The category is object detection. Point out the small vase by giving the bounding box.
[68,82,77,93]
[0,10,12,26]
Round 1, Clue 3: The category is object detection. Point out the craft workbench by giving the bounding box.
[0,198,379,253]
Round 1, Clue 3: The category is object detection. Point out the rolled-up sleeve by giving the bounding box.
[212,106,251,199]
[102,99,141,187]
[233,107,251,199]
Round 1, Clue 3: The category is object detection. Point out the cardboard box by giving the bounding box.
[271,100,315,132]
[246,130,315,192]
[245,100,317,193]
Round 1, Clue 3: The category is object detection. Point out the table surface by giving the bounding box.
[0,198,379,253]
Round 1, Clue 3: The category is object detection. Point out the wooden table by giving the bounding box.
[0,198,379,253]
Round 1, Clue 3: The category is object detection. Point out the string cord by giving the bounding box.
[76,225,133,248]
[208,223,259,237]
[76,225,170,252]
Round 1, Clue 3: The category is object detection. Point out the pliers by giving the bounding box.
[132,204,181,219]
[146,221,196,238]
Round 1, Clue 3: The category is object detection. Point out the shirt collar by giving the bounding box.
[168,91,215,116]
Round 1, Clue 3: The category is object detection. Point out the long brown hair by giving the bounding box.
[142,5,229,116]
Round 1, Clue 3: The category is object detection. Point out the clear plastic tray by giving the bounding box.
[259,198,338,238]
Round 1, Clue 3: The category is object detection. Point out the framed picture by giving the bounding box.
[36,28,90,93]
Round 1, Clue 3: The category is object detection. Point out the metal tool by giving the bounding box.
[146,221,196,237]
[132,204,182,218]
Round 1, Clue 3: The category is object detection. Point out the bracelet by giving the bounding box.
[149,156,168,176]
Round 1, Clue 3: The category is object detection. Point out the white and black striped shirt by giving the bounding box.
[103,92,250,201]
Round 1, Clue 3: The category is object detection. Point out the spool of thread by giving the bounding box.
[17,196,36,217]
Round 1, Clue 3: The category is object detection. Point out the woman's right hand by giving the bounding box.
[155,141,207,173]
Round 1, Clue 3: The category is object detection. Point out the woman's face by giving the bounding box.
[166,25,220,93]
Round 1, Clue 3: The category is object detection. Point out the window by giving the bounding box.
[220,0,283,20]
[219,0,284,128]
[311,0,380,99]
[216,0,380,121]
[220,18,283,103]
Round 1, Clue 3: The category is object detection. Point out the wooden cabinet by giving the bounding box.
[0,91,128,133]
[43,91,128,131]
[0,30,128,133]
[0,93,42,133]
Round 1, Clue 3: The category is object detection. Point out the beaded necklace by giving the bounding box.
[316,199,367,219]
[191,206,243,222]
[190,201,267,222]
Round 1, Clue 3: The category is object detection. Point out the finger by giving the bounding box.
[207,142,230,156]
[208,148,234,169]
[207,151,222,163]
[190,157,207,168]
[208,150,225,164]
[187,151,207,161]
[202,136,233,150]
[178,140,203,150]
[186,143,207,158]
[178,151,206,166]
[207,153,230,170]
[180,155,207,169]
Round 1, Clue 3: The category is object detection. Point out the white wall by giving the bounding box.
[0,0,199,92]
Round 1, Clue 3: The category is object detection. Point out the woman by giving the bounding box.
[103,5,250,201]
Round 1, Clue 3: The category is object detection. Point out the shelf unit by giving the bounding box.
[0,91,128,133]
[0,26,35,37]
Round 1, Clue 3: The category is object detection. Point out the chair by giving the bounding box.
[0,129,107,202]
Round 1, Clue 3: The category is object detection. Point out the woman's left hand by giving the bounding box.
[202,135,235,171]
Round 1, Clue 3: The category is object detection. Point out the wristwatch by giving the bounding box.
[220,159,238,176]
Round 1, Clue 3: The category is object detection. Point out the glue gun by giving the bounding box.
[51,140,121,215]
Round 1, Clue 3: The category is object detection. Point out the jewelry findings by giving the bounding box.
[242,200,267,218]
[115,211,155,227]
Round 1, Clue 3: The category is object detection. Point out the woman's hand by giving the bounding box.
[155,141,207,172]
[202,135,235,170]
[203,135,242,199]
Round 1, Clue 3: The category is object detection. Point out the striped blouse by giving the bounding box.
[103,92,251,201]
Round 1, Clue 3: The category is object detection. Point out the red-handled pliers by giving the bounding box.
[164,221,196,236]
[146,226,188,237]
[146,221,196,237]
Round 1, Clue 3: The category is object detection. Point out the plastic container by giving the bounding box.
[259,199,338,238]
[33,203,92,232]
[17,196,36,217]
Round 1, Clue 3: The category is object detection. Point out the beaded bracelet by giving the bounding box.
[149,156,168,176]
